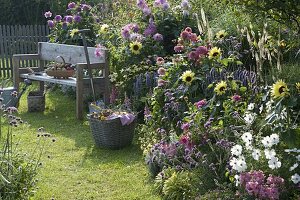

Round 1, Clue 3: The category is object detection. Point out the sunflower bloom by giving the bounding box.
[181,70,195,85]
[271,80,289,99]
[130,41,142,55]
[70,29,79,38]
[214,81,227,95]
[99,24,109,34]
[296,82,300,93]
[208,47,221,59]
[216,30,227,40]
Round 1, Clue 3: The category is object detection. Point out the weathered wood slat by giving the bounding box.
[38,42,106,64]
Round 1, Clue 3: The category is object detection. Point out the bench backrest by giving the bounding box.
[38,42,106,64]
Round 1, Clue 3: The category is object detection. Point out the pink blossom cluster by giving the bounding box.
[174,27,209,63]
[240,170,284,200]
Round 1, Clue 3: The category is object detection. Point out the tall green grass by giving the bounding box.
[13,88,160,200]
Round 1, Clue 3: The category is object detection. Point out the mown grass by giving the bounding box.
[13,87,160,200]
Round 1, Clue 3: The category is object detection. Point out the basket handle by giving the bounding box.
[55,55,66,64]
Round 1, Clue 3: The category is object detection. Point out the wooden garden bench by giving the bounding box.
[13,42,110,120]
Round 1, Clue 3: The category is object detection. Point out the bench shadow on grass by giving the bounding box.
[18,89,145,166]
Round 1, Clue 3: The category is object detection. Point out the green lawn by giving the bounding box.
[14,88,160,200]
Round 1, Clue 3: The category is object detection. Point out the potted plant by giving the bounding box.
[87,103,136,149]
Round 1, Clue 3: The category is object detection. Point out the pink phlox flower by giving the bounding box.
[181,122,190,132]
[196,46,208,56]
[188,51,200,61]
[174,45,184,53]
[232,94,241,102]
[156,57,165,66]
[195,99,207,109]
[157,79,167,87]
[190,33,198,42]
[180,30,191,40]
[157,67,166,76]
[44,11,52,18]
[94,48,103,58]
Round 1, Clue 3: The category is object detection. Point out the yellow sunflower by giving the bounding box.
[181,70,195,85]
[214,81,227,95]
[208,47,222,59]
[130,41,142,55]
[70,29,79,38]
[271,80,289,99]
[216,30,227,40]
[296,82,300,93]
[99,24,109,34]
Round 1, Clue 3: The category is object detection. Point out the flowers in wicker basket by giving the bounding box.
[88,103,135,126]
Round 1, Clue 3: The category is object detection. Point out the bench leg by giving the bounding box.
[76,65,84,120]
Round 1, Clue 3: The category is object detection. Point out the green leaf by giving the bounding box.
[282,128,300,148]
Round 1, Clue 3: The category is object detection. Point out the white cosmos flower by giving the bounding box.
[269,133,279,145]
[296,155,300,161]
[259,105,263,113]
[247,103,255,111]
[231,145,243,156]
[291,173,300,184]
[245,143,253,151]
[244,112,256,124]
[264,149,276,159]
[230,157,238,168]
[236,159,247,172]
[268,157,281,169]
[230,156,247,172]
[262,136,273,148]
[289,163,299,171]
[252,149,261,160]
[241,132,252,144]
[234,174,240,186]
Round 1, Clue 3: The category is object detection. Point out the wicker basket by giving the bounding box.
[46,55,75,79]
[89,117,135,149]
[46,70,75,79]
[27,91,45,112]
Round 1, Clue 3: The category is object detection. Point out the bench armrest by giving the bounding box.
[13,54,40,60]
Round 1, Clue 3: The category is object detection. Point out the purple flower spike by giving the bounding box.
[54,15,62,22]
[73,15,81,23]
[44,11,52,18]
[47,20,55,28]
